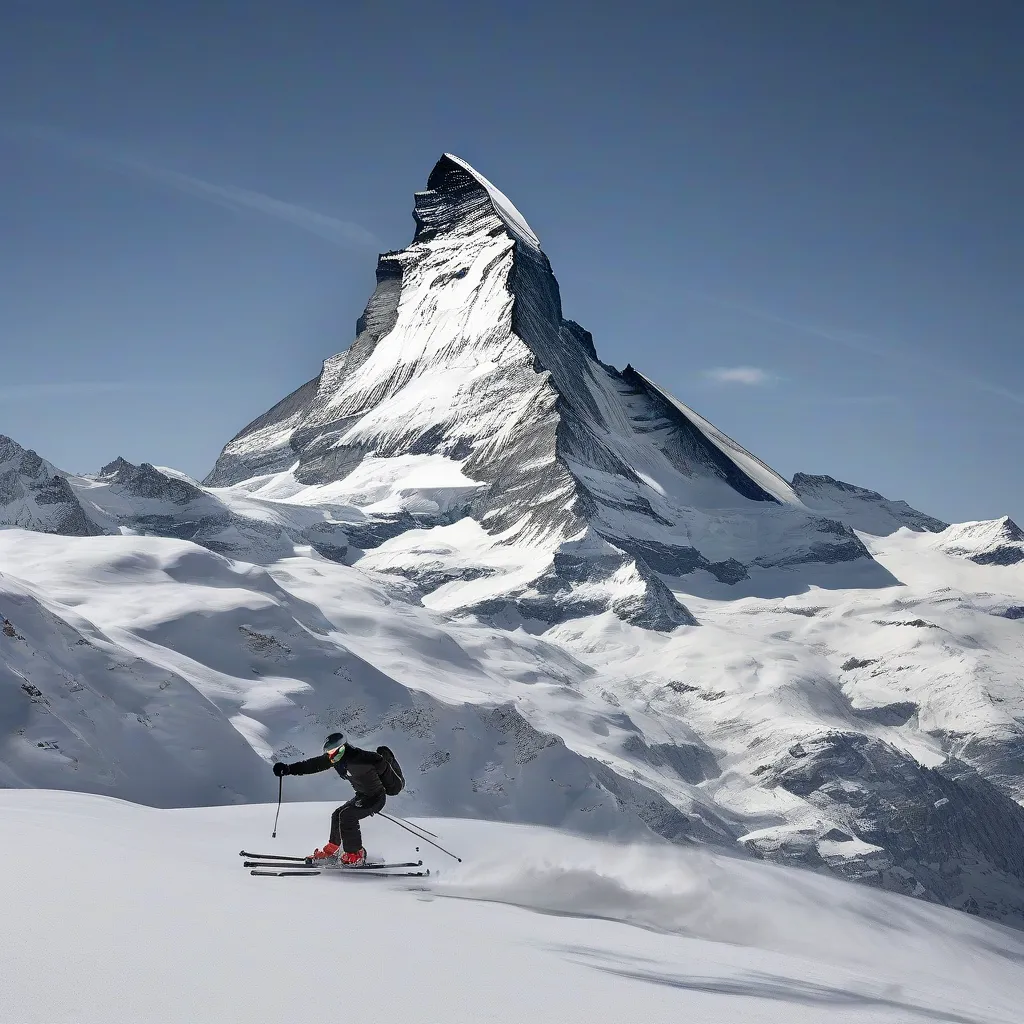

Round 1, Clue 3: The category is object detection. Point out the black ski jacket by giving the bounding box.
[285,744,386,803]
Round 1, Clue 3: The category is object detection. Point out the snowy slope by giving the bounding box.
[3,790,1022,1024]
[69,455,355,561]
[4,522,1024,925]
[0,529,727,842]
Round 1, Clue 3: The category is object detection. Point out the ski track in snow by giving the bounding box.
[2,790,1022,1024]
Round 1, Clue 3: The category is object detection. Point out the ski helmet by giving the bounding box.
[323,732,346,763]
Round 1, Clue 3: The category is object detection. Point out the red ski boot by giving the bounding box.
[339,848,366,867]
[310,842,340,861]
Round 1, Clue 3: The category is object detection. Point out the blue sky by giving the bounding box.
[1,1,1021,524]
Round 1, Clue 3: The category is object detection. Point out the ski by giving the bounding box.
[251,868,428,879]
[250,869,321,877]
[326,869,430,879]
[242,859,422,870]
[240,850,307,862]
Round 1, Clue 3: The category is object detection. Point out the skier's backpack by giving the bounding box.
[376,745,405,796]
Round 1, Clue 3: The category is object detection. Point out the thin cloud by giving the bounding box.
[683,289,1024,407]
[704,366,775,386]
[0,380,219,403]
[796,393,899,407]
[8,124,379,249]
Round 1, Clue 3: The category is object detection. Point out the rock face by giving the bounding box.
[206,153,889,626]
[0,436,99,537]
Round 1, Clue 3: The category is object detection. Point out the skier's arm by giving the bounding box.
[284,753,333,776]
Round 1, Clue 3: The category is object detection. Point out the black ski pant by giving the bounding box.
[330,793,386,852]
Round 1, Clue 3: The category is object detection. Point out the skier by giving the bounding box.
[273,732,388,865]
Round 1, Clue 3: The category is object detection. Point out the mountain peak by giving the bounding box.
[0,435,99,537]
[414,153,541,251]
[204,154,897,628]
[937,516,1024,565]
[791,473,947,536]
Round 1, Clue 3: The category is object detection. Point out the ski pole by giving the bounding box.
[380,811,461,862]
[386,812,439,838]
[381,812,440,844]
[271,775,283,838]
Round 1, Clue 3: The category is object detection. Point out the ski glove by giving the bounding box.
[273,762,289,777]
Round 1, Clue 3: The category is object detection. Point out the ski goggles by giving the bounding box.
[326,744,346,763]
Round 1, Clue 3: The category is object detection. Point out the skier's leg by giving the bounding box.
[329,803,350,847]
[336,794,386,853]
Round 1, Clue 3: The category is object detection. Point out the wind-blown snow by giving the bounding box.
[2,791,1022,1024]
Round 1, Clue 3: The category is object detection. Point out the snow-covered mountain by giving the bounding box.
[0,435,99,537]
[3,154,1024,929]
[935,516,1024,566]
[0,531,724,842]
[205,153,892,628]
[791,472,948,536]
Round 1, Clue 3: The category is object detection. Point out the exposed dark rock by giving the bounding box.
[841,657,877,671]
[791,473,948,534]
[821,828,853,842]
[98,458,203,503]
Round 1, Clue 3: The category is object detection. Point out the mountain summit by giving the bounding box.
[206,154,890,626]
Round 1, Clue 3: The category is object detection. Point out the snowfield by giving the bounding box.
[2,789,1023,1024]
[3,521,1024,927]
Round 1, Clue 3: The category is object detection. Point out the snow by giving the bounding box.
[4,517,1024,922]
[792,473,947,535]
[3,789,1022,1024]
[198,153,885,635]
[218,454,486,517]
